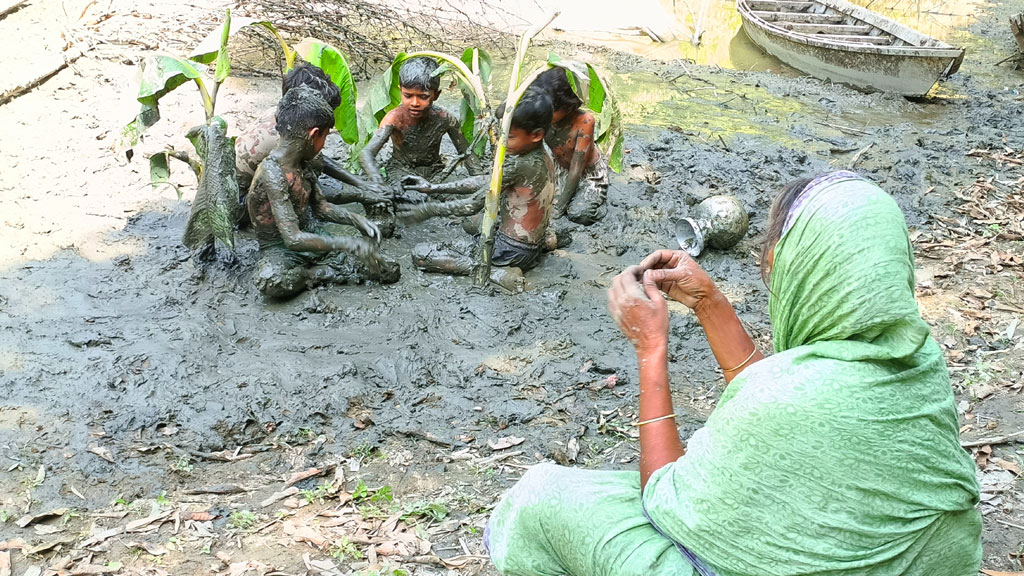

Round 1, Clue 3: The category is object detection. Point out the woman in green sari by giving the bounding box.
[485,171,981,576]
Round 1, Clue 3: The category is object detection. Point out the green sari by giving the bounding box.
[486,175,981,576]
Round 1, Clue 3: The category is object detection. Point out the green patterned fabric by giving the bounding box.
[486,176,981,576]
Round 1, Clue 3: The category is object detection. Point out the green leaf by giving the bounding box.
[366,52,407,125]
[121,55,205,149]
[190,15,273,64]
[294,38,359,145]
[149,152,171,190]
[461,47,492,86]
[214,10,232,83]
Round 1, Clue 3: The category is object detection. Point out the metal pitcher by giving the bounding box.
[675,195,749,257]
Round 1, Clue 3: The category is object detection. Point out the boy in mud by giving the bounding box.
[248,86,400,299]
[235,62,393,232]
[360,56,484,187]
[531,66,609,225]
[397,90,556,290]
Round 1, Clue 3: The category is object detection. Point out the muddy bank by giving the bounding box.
[2,0,1024,572]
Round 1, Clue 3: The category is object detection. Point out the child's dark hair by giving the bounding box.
[282,61,341,110]
[533,67,583,113]
[276,85,335,140]
[760,175,817,285]
[495,90,553,135]
[398,57,440,93]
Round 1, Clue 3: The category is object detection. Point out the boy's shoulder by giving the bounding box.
[505,145,552,180]
[572,109,596,129]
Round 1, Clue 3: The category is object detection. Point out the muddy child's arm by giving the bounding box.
[261,168,378,258]
[320,156,391,204]
[359,124,394,185]
[426,174,490,195]
[398,191,486,224]
[553,116,596,219]
[311,180,381,242]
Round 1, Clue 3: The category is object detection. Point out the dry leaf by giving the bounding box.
[487,436,525,451]
[126,541,169,556]
[981,571,1024,576]
[992,458,1022,476]
[87,444,114,463]
[284,467,322,487]
[16,508,68,528]
[186,512,215,522]
[0,551,10,576]
[259,487,299,508]
[282,521,327,548]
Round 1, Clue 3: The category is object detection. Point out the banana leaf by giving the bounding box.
[182,117,239,250]
[294,38,359,145]
[121,55,207,149]
[189,15,295,73]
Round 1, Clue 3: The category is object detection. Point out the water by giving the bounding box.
[542,0,986,70]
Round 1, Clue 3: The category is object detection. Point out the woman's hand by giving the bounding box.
[608,265,669,355]
[640,250,717,311]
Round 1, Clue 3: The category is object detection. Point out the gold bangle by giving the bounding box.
[722,348,758,373]
[635,413,677,427]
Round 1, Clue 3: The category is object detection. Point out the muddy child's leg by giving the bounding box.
[566,161,609,226]
[411,240,475,274]
[254,247,309,299]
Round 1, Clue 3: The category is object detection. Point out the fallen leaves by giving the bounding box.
[15,508,67,528]
[487,436,525,451]
[87,444,114,463]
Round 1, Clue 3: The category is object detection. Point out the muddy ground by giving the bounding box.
[2,0,1023,574]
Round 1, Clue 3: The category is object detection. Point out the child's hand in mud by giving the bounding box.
[639,250,717,311]
[363,182,394,204]
[402,175,434,194]
[397,204,435,225]
[608,265,669,354]
[350,213,382,245]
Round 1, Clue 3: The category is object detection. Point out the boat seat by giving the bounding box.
[816,34,894,45]
[751,11,845,24]
[747,0,815,12]
[780,23,873,35]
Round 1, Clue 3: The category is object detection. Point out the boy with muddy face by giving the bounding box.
[235,62,392,231]
[360,57,484,185]
[247,86,401,299]
[396,90,556,290]
[531,66,609,226]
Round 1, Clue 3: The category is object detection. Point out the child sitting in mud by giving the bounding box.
[397,90,556,290]
[360,56,484,187]
[235,62,392,231]
[531,67,609,226]
[247,86,400,299]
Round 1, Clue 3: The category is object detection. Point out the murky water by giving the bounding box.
[547,0,986,70]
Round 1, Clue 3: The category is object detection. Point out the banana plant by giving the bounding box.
[547,53,624,173]
[472,13,559,286]
[121,13,361,256]
[121,11,290,253]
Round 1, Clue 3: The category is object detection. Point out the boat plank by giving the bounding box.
[751,10,845,23]
[815,33,893,45]
[778,22,873,35]
[747,0,814,12]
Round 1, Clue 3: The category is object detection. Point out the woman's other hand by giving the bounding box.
[608,265,669,354]
[640,250,717,311]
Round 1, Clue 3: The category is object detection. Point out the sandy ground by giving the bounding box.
[1,0,1023,574]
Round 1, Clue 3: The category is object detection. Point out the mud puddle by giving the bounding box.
[2,0,1024,573]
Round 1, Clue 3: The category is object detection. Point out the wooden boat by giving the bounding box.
[736,0,965,97]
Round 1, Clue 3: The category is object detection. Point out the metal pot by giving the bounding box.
[675,195,749,257]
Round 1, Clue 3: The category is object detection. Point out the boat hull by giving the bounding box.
[739,7,962,96]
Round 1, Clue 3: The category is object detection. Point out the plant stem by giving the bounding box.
[194,76,215,121]
[471,12,559,286]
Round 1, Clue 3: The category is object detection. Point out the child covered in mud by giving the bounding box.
[531,67,609,225]
[235,62,392,230]
[360,56,484,186]
[397,90,556,290]
[247,86,400,299]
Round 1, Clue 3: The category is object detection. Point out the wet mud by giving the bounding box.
[2,0,1023,572]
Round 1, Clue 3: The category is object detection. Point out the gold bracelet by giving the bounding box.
[635,413,677,427]
[722,347,758,373]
